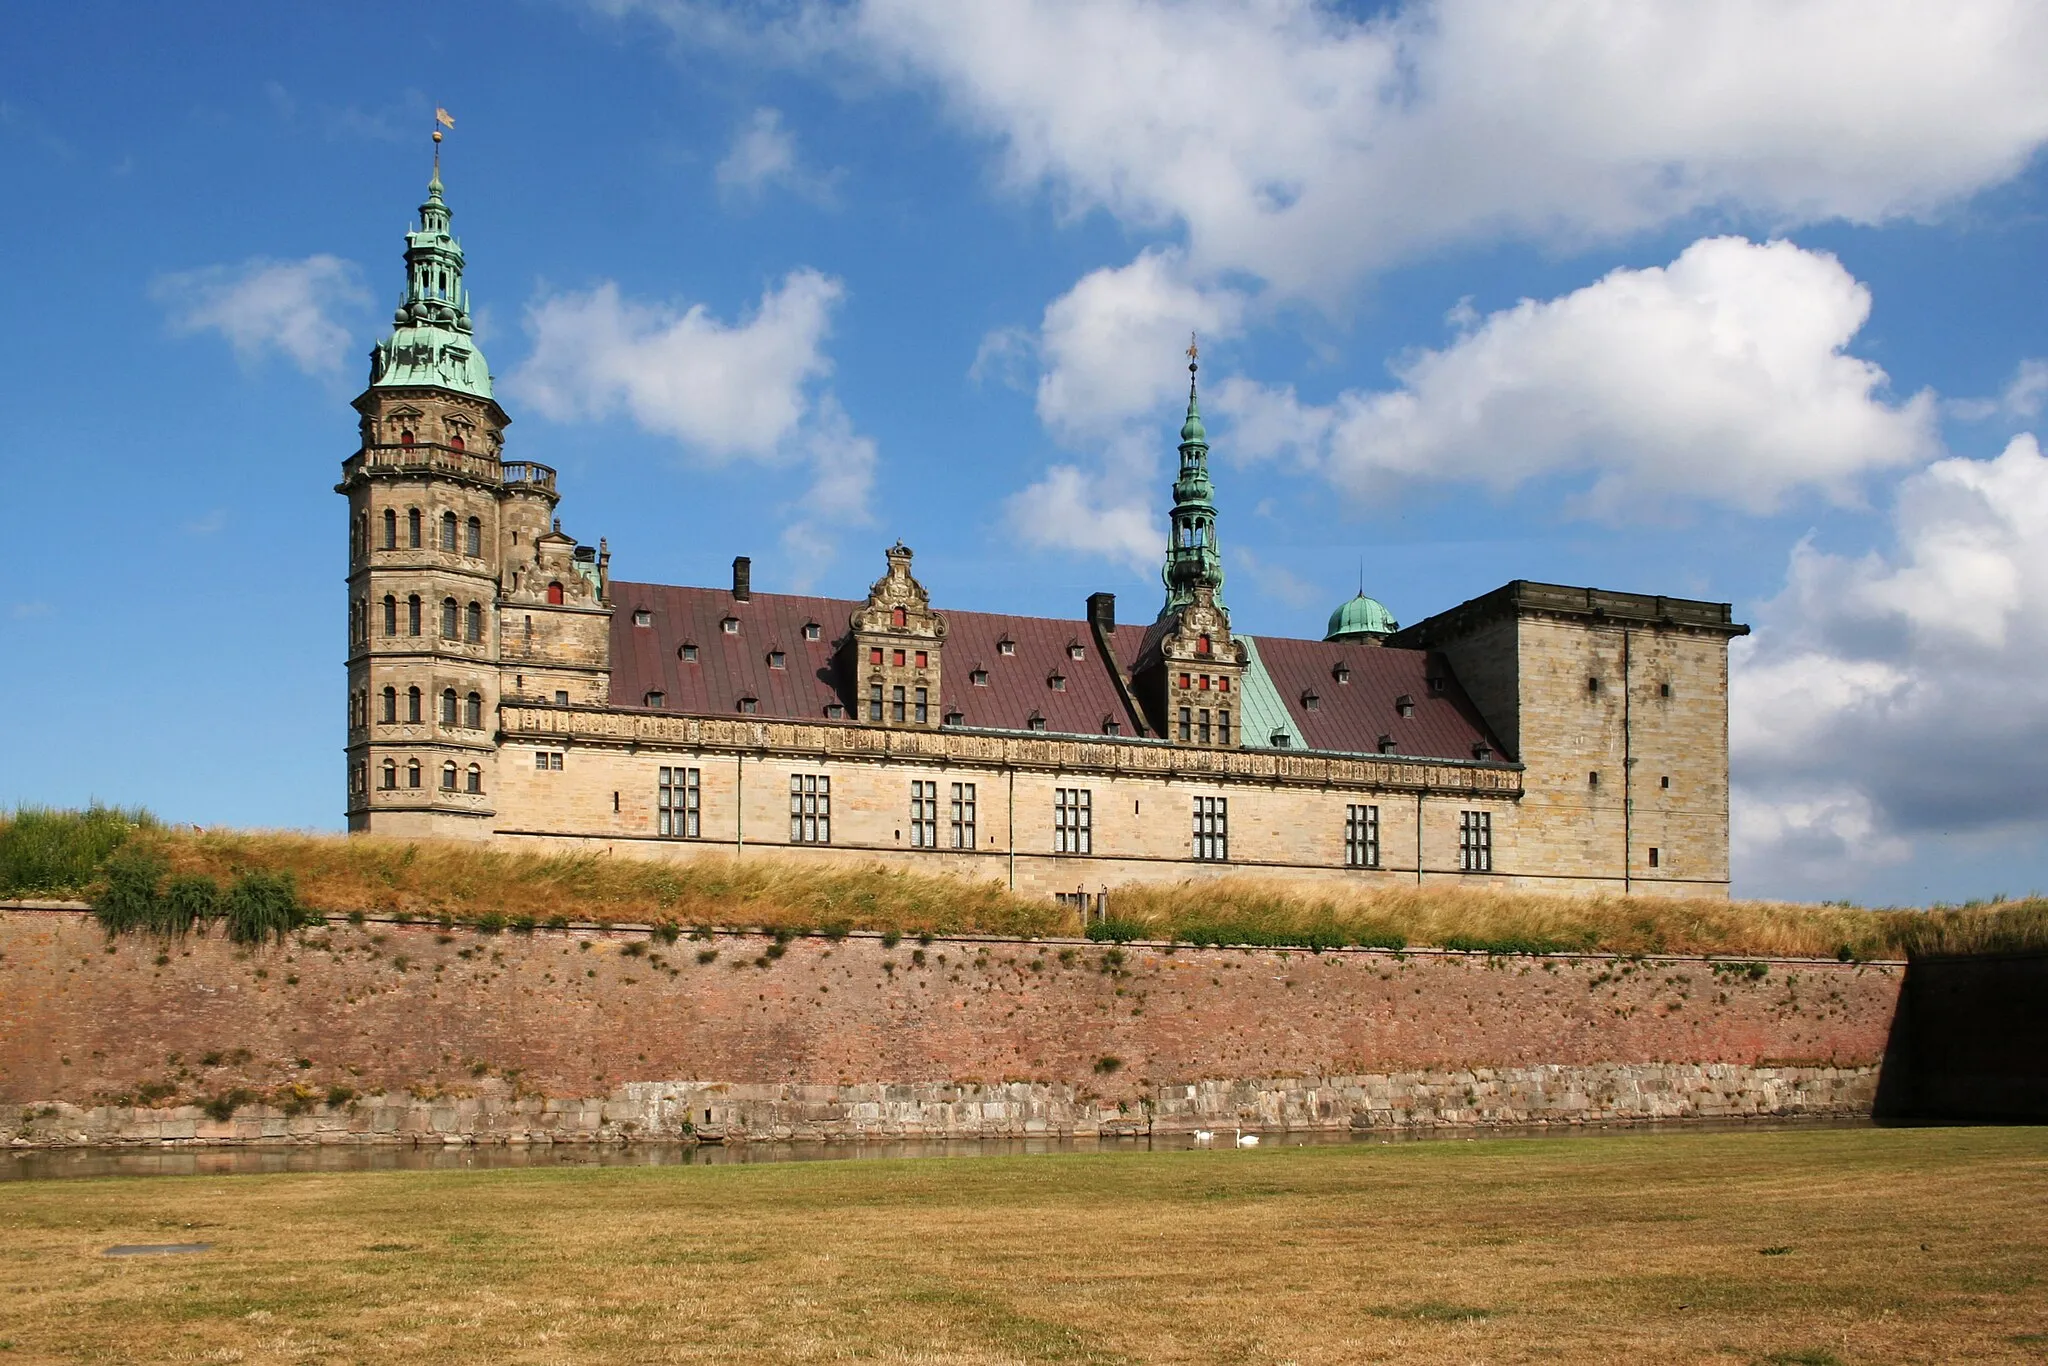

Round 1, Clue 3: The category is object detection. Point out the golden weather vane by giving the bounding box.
[1186,331,1200,365]
[432,106,454,176]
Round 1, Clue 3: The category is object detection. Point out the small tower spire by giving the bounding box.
[364,108,492,401]
[1162,336,1223,613]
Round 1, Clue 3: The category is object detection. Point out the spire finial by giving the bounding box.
[429,107,455,194]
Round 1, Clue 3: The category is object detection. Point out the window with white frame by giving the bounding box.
[1055,787,1092,855]
[1459,810,1493,872]
[1345,804,1381,869]
[790,773,831,844]
[950,782,976,848]
[909,780,938,848]
[658,766,700,838]
[1193,795,1228,861]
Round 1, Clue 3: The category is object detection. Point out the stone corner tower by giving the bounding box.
[337,137,585,838]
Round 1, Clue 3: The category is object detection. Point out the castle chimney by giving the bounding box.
[732,556,752,601]
[1087,592,1116,634]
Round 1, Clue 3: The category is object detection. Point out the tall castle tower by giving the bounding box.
[339,137,599,837]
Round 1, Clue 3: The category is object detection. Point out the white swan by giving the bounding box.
[1237,1133,1260,1147]
[1192,1129,1214,1143]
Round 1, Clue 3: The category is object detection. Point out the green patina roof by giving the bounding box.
[1235,635,1305,750]
[367,162,493,401]
[1326,592,1398,641]
[1162,366,1224,613]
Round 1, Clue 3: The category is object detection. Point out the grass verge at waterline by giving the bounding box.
[5,805,2047,958]
[1,1128,2043,1364]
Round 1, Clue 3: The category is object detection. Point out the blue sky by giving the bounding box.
[8,0,2048,905]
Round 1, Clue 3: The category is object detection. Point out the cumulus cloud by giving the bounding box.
[513,269,877,579]
[151,255,368,375]
[715,106,836,204]
[1215,237,1940,516]
[842,0,2048,296]
[1003,464,1162,574]
[1732,435,2048,891]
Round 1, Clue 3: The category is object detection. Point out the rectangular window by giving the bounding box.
[915,650,928,668]
[892,649,906,667]
[1648,847,1661,869]
[1459,810,1493,872]
[1055,787,1093,855]
[789,773,831,844]
[1345,804,1381,869]
[869,683,883,721]
[1218,709,1231,746]
[950,782,977,849]
[1193,796,1228,862]
[909,780,938,848]
[914,687,928,723]
[1198,709,1212,744]
[658,767,700,839]
[535,752,549,770]
[891,685,906,722]
[1178,707,1192,742]
[550,752,563,770]
[870,647,882,665]
[408,597,422,636]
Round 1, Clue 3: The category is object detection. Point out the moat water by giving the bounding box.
[3,1116,1873,1182]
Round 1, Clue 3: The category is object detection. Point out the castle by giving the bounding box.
[339,154,1747,898]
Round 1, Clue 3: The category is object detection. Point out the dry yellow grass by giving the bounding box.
[1,1127,2044,1363]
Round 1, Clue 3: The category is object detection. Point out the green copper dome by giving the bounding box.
[367,160,493,401]
[1325,592,1398,642]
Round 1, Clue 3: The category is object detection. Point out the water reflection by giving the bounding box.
[2,1116,1870,1183]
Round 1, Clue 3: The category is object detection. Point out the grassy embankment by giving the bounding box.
[2,1127,2045,1364]
[4,804,2046,958]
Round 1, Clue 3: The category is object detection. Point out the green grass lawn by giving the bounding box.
[1,1127,2044,1364]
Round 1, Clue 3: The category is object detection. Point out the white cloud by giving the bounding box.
[1950,357,2048,422]
[151,255,368,375]
[512,269,877,575]
[1216,237,1940,516]
[1732,434,2048,891]
[1233,548,1317,609]
[515,270,844,458]
[716,107,836,204]
[844,0,2048,296]
[1004,464,1162,574]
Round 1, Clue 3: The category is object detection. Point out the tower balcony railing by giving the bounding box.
[343,443,556,496]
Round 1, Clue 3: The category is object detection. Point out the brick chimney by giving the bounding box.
[1086,592,1116,634]
[732,556,751,601]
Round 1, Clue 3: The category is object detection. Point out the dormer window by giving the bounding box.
[1473,743,1493,760]
[1377,734,1397,754]
[945,708,965,726]
[632,609,652,627]
[1027,713,1047,732]
[1068,643,1085,661]
[679,642,698,662]
[824,702,845,719]
[1101,717,1120,736]
[803,622,822,641]
[1301,689,1320,711]
[971,669,988,686]
[1396,694,1415,718]
[998,637,1015,656]
[1049,673,1067,692]
[1333,663,1351,684]
[1270,730,1290,748]
[768,650,786,669]
[644,691,665,708]
[722,617,739,634]
[738,696,758,715]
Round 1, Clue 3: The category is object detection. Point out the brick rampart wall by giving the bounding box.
[0,909,1900,1144]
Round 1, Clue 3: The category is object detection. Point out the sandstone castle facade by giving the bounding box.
[340,158,1747,898]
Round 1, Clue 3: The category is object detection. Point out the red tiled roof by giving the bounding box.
[1250,635,1509,763]
[606,582,1507,762]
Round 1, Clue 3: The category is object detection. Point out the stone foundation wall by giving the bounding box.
[1,907,1900,1146]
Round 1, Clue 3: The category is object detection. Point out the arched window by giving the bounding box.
[465,764,482,794]
[407,595,422,636]
[464,692,482,728]
[380,686,396,724]
[383,508,397,549]
[408,508,422,548]
[380,759,396,790]
[465,601,483,643]
[440,512,457,552]
[406,686,422,723]
[382,595,396,636]
[450,434,466,452]
[406,759,421,788]
[400,428,415,447]
[440,762,458,791]
[441,598,458,639]
[441,689,458,725]
[891,606,907,628]
[546,581,564,606]
[465,517,481,557]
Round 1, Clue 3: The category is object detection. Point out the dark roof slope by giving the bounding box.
[1252,636,1508,762]
[938,609,1138,736]
[610,581,856,721]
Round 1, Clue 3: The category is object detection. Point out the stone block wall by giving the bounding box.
[0,908,1900,1146]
